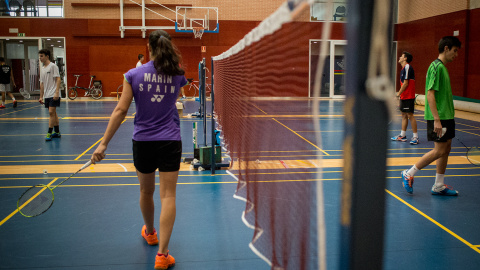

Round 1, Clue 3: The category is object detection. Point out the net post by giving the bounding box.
[200,59,206,147]
[339,0,392,269]
[210,57,216,174]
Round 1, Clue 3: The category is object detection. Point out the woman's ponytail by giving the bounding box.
[149,30,185,76]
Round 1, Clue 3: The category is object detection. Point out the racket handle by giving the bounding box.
[80,160,92,171]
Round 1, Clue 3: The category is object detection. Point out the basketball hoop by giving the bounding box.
[193,27,204,39]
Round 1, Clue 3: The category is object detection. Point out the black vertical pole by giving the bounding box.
[201,58,207,147]
[210,58,216,174]
[339,0,392,269]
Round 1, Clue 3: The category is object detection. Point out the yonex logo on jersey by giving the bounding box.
[151,95,164,102]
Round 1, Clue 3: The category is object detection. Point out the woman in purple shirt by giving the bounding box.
[91,30,187,270]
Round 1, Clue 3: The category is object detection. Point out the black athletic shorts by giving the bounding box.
[132,140,182,173]
[44,97,61,108]
[427,119,455,142]
[399,99,415,113]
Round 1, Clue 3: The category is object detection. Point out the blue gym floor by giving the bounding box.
[0,98,479,270]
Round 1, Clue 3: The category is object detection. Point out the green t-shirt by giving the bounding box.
[424,59,455,120]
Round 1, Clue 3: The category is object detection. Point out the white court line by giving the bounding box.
[117,163,128,172]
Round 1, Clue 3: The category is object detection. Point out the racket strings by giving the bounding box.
[18,185,54,217]
[467,147,480,166]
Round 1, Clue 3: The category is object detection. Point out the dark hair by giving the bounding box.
[38,49,51,59]
[402,51,413,63]
[438,36,461,53]
[138,54,144,60]
[0,57,4,62]
[149,30,185,76]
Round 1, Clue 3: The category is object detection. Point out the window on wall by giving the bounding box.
[0,0,63,17]
[311,0,348,22]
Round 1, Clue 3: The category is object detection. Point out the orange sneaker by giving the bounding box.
[155,252,175,270]
[141,225,158,245]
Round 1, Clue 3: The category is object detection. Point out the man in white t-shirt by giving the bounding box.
[39,49,61,141]
[136,54,144,68]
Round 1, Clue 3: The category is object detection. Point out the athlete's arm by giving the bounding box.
[427,89,442,137]
[397,80,409,97]
[53,77,61,100]
[39,81,44,104]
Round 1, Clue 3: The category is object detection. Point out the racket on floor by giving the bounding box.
[17,160,92,218]
[19,88,30,99]
[455,137,480,166]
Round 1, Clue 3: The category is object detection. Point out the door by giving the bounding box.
[330,41,346,98]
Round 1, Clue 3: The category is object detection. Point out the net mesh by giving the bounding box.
[18,185,54,217]
[213,3,326,269]
[193,27,204,39]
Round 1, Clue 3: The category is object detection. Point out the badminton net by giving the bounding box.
[212,1,332,269]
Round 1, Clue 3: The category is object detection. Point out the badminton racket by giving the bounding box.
[17,160,92,217]
[19,88,30,99]
[455,137,480,166]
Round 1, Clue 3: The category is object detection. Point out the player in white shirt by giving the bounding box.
[136,54,144,68]
[39,49,61,141]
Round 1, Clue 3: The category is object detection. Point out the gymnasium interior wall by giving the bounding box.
[395,0,480,100]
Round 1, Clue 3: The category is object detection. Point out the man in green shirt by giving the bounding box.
[401,36,461,196]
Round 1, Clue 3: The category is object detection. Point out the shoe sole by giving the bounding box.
[432,191,458,196]
[154,263,175,270]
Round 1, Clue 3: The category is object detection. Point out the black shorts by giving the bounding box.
[132,140,182,173]
[44,97,61,108]
[399,99,415,113]
[427,119,455,142]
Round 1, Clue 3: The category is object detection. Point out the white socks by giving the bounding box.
[434,174,445,188]
[413,133,418,138]
[406,165,419,176]
[400,130,406,137]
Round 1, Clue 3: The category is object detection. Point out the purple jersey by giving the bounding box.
[124,61,187,141]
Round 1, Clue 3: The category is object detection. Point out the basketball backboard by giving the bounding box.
[175,6,219,34]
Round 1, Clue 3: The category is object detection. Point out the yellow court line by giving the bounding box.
[385,189,480,254]
[74,116,130,161]
[272,118,329,156]
[250,104,329,155]
[0,178,58,226]
[0,104,42,117]
[74,137,104,161]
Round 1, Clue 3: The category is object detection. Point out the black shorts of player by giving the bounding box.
[427,119,455,142]
[44,97,61,108]
[399,99,415,113]
[133,140,182,173]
